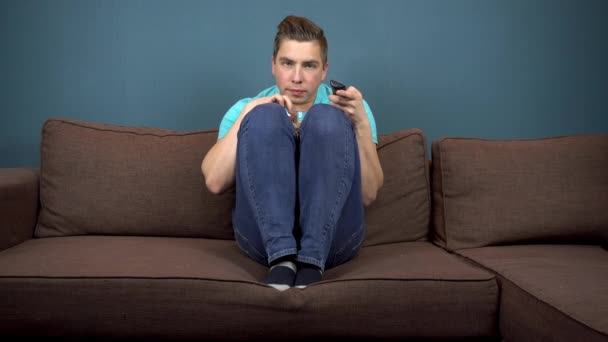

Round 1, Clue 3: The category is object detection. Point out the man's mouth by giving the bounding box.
[288,89,305,96]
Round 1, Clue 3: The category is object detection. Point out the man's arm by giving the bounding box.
[201,113,241,194]
[329,87,384,207]
[202,94,294,194]
[354,118,384,207]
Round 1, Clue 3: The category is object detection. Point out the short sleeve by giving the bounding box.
[217,98,251,140]
[363,100,378,144]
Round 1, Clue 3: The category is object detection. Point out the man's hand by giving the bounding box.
[202,93,296,195]
[329,87,368,129]
[243,94,296,121]
[330,86,383,207]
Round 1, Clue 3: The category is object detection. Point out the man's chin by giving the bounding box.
[281,92,312,109]
[286,97,308,106]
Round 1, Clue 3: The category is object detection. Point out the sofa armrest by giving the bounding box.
[0,168,39,251]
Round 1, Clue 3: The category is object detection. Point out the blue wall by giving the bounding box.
[1,0,607,167]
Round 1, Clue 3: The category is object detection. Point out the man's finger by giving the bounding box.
[283,95,295,115]
[272,94,285,107]
[335,89,352,99]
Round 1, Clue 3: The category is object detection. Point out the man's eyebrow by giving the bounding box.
[278,57,319,65]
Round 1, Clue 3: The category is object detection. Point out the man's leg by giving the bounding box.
[232,103,299,289]
[296,104,365,287]
[325,136,365,269]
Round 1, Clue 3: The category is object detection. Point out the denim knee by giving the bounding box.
[239,103,292,139]
[300,104,352,140]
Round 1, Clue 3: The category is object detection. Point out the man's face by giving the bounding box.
[272,39,328,112]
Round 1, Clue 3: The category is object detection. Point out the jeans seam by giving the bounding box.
[296,255,324,270]
[268,248,298,264]
[243,122,268,248]
[320,116,353,265]
[334,222,365,259]
[239,108,298,266]
[233,224,266,263]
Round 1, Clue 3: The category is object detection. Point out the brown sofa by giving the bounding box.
[0,118,606,341]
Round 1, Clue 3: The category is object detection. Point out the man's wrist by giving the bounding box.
[354,124,373,142]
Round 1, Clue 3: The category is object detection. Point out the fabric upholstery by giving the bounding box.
[36,118,431,246]
[458,245,608,342]
[5,119,606,340]
[364,128,431,246]
[0,168,39,251]
[0,238,498,339]
[36,118,235,239]
[432,135,608,250]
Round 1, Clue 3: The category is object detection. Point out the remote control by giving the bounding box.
[330,80,346,95]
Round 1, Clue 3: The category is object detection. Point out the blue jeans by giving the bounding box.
[233,103,365,271]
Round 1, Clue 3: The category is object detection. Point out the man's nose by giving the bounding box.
[292,66,302,83]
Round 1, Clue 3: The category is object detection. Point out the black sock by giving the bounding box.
[263,255,297,291]
[269,255,295,267]
[294,262,323,288]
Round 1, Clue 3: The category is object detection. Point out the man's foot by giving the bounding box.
[263,261,297,291]
[294,264,323,289]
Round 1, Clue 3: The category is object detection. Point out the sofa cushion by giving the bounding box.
[0,237,497,339]
[36,118,234,239]
[458,245,608,342]
[364,128,431,246]
[432,135,608,250]
[37,118,431,244]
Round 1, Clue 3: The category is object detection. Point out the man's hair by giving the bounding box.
[273,15,328,65]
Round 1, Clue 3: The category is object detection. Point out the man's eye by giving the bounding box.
[304,64,317,69]
[282,61,293,67]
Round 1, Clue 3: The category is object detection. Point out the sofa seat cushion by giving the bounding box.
[458,245,608,342]
[0,238,498,339]
[0,236,263,281]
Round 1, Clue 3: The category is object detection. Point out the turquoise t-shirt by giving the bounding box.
[217,83,378,144]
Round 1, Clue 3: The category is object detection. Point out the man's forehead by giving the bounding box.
[276,40,323,62]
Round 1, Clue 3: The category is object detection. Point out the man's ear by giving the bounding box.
[321,62,329,80]
[271,55,276,77]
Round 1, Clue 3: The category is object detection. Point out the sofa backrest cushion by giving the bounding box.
[36,118,235,239]
[364,128,431,246]
[37,118,431,243]
[432,135,608,251]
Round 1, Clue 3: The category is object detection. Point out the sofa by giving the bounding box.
[0,117,606,341]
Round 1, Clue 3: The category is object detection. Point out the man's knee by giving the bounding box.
[240,103,291,134]
[306,104,346,119]
[302,104,351,137]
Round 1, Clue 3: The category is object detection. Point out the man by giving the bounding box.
[202,15,383,290]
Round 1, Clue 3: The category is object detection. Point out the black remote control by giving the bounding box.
[330,80,346,95]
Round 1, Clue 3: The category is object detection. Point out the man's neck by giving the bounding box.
[293,96,317,113]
